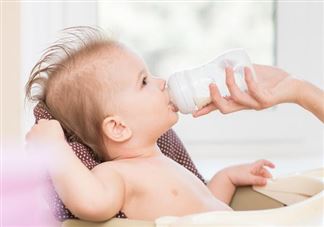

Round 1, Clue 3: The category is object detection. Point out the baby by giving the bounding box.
[25,27,275,222]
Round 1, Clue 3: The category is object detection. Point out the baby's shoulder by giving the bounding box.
[92,160,120,172]
[91,159,134,176]
[91,161,126,185]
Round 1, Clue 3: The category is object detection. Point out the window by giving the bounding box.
[98,2,275,78]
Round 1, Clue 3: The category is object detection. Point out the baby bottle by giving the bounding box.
[167,48,256,114]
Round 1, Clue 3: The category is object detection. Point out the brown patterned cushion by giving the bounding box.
[34,102,206,221]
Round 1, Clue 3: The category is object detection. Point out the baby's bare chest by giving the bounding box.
[108,157,217,219]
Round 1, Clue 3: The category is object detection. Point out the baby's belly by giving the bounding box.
[123,175,232,220]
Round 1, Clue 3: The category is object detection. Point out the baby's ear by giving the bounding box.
[102,116,132,142]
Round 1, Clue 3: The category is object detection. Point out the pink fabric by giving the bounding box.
[34,102,206,221]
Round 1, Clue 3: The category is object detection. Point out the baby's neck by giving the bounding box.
[105,142,162,161]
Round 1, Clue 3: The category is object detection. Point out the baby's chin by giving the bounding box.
[169,113,179,127]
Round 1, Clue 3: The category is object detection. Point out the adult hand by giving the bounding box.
[192,64,301,117]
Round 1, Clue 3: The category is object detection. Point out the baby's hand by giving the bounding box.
[226,159,275,186]
[25,119,66,153]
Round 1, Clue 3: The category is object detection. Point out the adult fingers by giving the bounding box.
[193,81,249,117]
[193,83,224,117]
[209,83,248,114]
[244,67,274,109]
[192,104,217,117]
[225,67,260,109]
[244,67,261,98]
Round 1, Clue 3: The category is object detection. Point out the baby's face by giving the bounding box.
[101,46,179,137]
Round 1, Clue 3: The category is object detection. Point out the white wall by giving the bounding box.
[20,1,97,140]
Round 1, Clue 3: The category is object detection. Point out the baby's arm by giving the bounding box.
[207,169,235,205]
[207,160,275,204]
[25,119,125,221]
[50,143,125,221]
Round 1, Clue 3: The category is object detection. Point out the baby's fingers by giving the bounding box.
[255,159,275,168]
[263,159,275,168]
[251,159,275,178]
[250,175,267,186]
[259,168,273,179]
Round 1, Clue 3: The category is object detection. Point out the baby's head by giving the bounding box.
[26,27,179,160]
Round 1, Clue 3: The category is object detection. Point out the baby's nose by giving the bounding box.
[161,79,166,90]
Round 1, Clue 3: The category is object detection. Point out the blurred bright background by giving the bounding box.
[2,1,323,182]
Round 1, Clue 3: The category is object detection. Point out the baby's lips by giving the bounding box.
[169,101,179,112]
